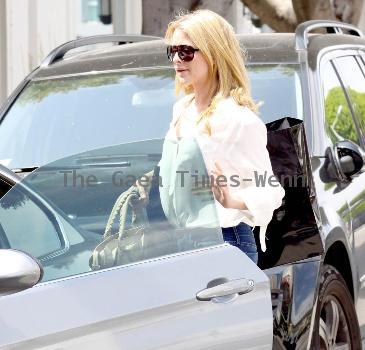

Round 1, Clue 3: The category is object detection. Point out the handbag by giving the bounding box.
[90,186,148,270]
[90,184,176,271]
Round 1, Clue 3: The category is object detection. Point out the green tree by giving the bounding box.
[324,86,365,145]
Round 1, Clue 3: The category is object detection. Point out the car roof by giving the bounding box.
[31,32,365,80]
[307,33,365,69]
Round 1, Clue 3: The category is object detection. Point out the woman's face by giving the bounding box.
[170,28,209,89]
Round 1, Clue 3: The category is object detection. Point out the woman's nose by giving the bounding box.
[172,52,181,63]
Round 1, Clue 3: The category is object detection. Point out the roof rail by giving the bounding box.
[40,34,162,67]
[295,20,363,50]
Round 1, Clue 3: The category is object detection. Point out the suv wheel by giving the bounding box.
[311,264,361,350]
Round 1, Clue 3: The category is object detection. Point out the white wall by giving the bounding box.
[0,0,7,105]
[28,0,78,65]
[0,0,143,107]
[76,0,113,37]
[112,0,142,34]
[0,0,78,106]
[7,0,34,91]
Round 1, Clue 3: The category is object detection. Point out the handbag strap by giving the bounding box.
[103,186,139,239]
[91,187,141,271]
[117,188,141,240]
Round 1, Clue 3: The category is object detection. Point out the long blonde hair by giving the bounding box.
[164,9,258,135]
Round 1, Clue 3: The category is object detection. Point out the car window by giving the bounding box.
[249,64,303,123]
[0,186,64,258]
[322,60,361,147]
[0,139,224,282]
[332,55,365,146]
[0,70,176,170]
[0,65,303,170]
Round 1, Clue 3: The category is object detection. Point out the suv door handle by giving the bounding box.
[196,278,255,301]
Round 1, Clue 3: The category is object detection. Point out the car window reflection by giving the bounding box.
[0,139,223,282]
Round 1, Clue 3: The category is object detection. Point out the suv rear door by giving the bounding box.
[317,51,365,338]
[332,53,365,337]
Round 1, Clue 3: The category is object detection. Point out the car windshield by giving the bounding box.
[0,64,302,170]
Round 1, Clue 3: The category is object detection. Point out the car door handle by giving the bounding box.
[196,278,255,301]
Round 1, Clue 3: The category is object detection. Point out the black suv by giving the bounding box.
[0,20,365,349]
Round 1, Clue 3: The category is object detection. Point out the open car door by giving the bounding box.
[0,139,273,349]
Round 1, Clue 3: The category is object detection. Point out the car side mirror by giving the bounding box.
[0,249,43,297]
[335,140,364,179]
[319,141,364,183]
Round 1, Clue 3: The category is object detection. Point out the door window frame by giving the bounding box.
[318,49,364,151]
[331,54,365,148]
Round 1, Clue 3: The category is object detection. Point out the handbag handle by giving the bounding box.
[117,188,147,240]
[90,187,143,271]
[103,186,140,239]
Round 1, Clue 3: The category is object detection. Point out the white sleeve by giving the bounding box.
[215,110,285,251]
[158,98,183,167]
[234,118,284,225]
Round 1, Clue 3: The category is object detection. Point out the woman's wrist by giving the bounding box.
[230,195,248,210]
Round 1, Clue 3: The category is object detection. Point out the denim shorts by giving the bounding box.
[221,222,258,264]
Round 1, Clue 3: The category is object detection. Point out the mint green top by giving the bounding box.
[158,137,219,228]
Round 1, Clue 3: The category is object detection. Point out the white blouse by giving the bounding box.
[159,94,285,252]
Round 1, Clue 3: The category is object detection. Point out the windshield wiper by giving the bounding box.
[12,166,39,174]
[11,166,39,178]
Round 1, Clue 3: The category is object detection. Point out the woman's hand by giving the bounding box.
[132,180,150,208]
[129,170,154,208]
[210,161,247,210]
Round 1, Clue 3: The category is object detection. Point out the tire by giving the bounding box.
[310,264,361,350]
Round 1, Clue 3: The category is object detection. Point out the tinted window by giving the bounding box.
[249,64,303,123]
[0,65,302,169]
[0,140,223,282]
[333,55,365,146]
[0,187,63,258]
[322,60,361,146]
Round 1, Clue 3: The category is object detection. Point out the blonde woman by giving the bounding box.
[139,10,285,264]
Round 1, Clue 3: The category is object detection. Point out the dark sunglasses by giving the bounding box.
[167,45,200,62]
